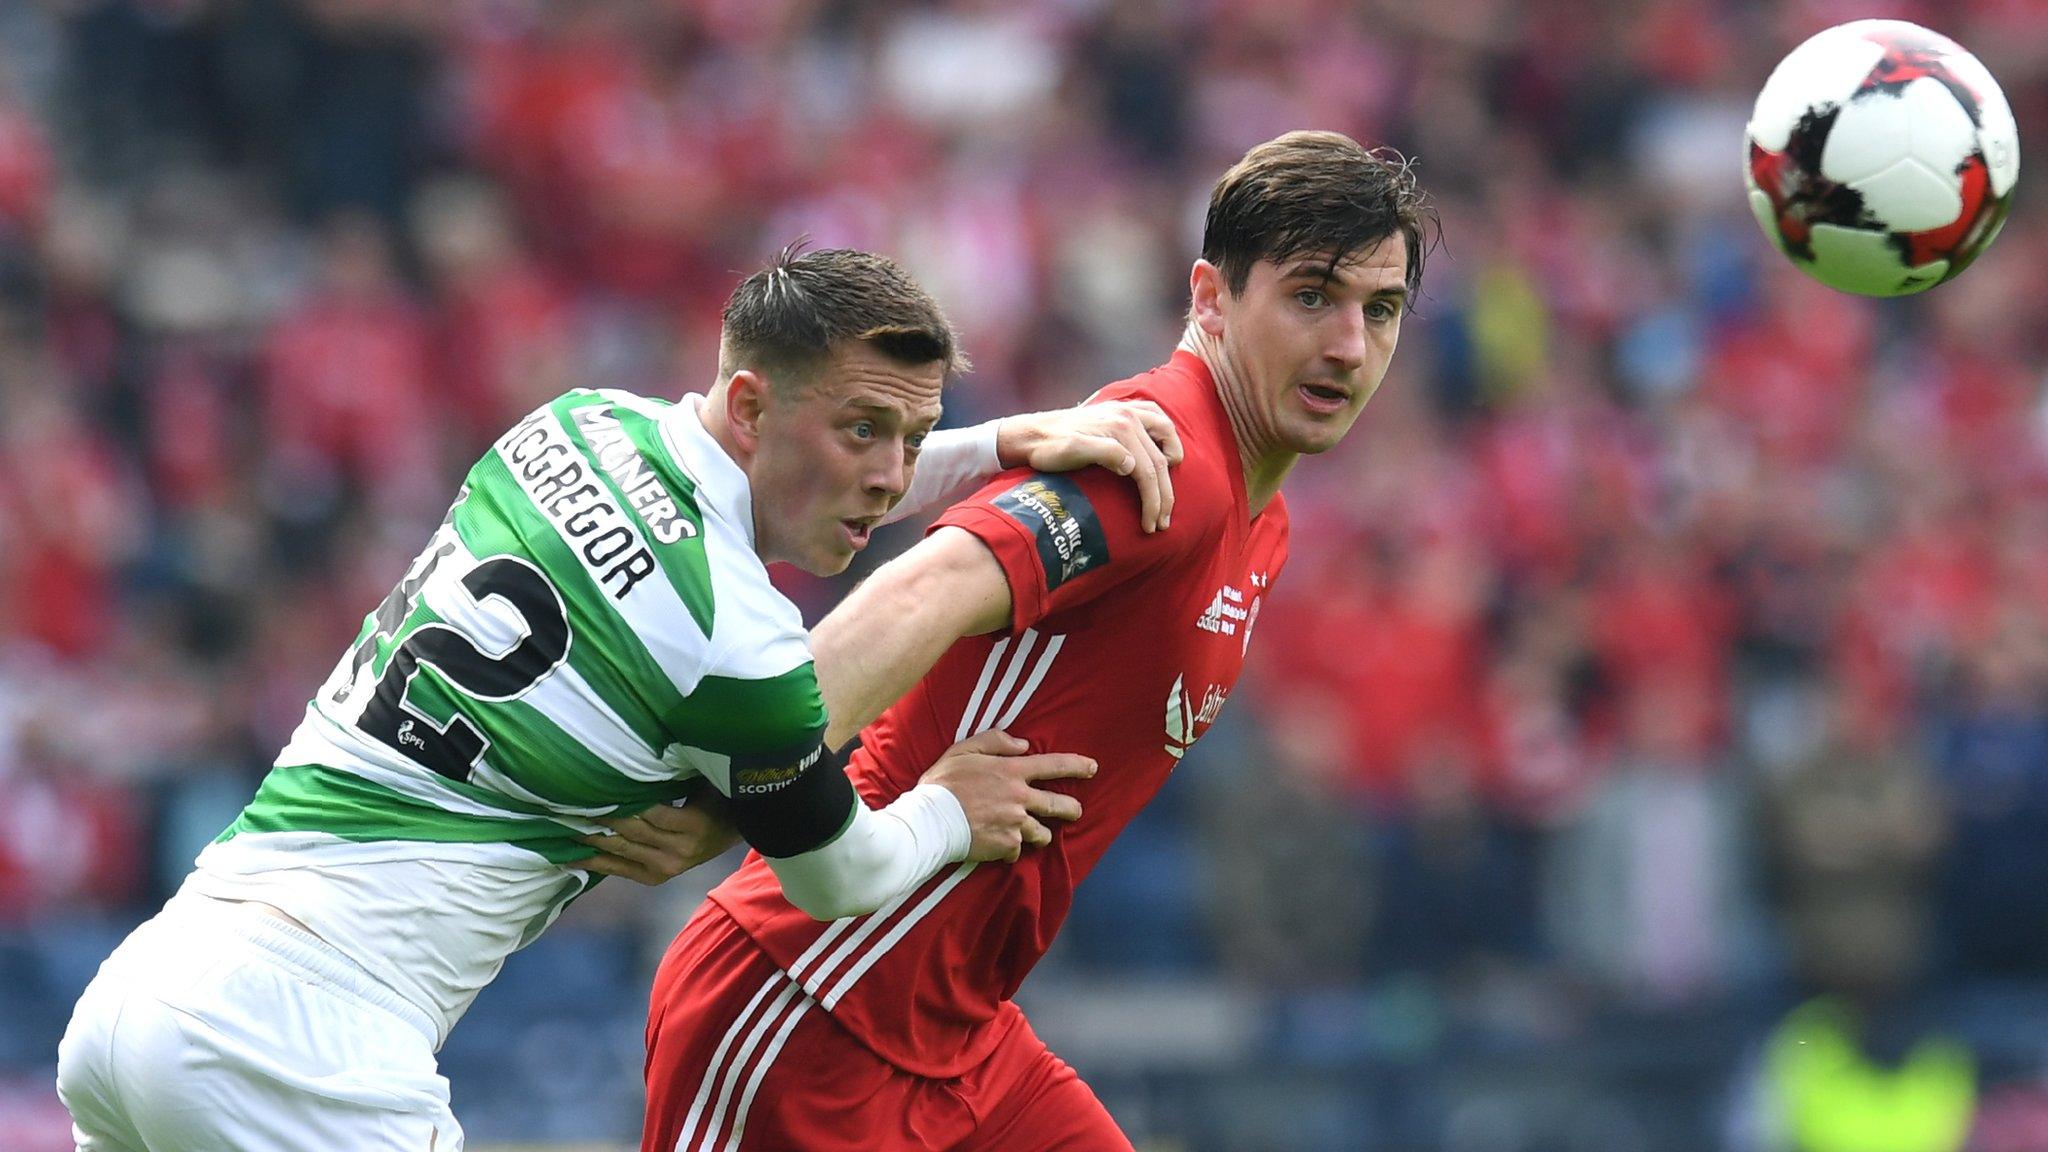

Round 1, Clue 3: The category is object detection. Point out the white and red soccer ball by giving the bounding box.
[1745,19,2019,296]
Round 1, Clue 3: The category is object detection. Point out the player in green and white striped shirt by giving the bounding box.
[57,246,1182,1152]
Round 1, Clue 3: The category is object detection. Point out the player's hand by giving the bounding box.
[995,401,1183,532]
[573,791,742,886]
[919,729,1094,863]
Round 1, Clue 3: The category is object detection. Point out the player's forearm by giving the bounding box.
[764,785,970,920]
[880,421,1001,526]
[726,741,970,920]
[812,528,1012,749]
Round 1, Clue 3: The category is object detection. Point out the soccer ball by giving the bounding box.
[1745,19,2019,296]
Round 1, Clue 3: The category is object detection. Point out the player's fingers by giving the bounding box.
[578,828,688,880]
[1075,433,1134,475]
[1025,786,1083,824]
[957,729,1031,756]
[1130,401,1184,465]
[1020,818,1054,849]
[633,801,722,837]
[1014,753,1097,781]
[1119,422,1173,531]
[1121,428,1163,532]
[592,814,672,849]
[983,826,1024,863]
[571,850,662,886]
[603,819,723,866]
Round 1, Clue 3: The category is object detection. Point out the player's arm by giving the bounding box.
[742,729,1089,920]
[813,526,1013,749]
[573,731,948,914]
[582,726,1089,917]
[885,401,1184,532]
[581,667,1089,919]
[818,453,1158,748]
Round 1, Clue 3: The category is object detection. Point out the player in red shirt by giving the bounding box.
[641,130,1435,1152]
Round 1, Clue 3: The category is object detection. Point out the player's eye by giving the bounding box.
[850,421,876,441]
[1294,288,1328,310]
[1367,299,1400,321]
[906,431,928,452]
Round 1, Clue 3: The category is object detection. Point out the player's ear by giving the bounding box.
[725,370,770,456]
[1189,260,1228,338]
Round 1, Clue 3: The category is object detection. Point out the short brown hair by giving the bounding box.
[1202,130,1435,297]
[718,243,967,390]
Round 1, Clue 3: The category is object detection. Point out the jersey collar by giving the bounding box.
[663,393,758,551]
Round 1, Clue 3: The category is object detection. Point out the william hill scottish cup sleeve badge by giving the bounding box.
[991,474,1110,593]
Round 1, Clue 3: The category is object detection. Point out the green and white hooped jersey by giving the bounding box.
[189,389,825,1045]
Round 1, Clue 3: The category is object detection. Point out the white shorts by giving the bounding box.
[56,890,463,1152]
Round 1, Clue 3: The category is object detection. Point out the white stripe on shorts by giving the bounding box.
[675,971,814,1152]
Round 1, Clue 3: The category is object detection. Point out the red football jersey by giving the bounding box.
[708,351,1290,1078]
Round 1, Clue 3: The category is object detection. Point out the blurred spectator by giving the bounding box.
[1932,619,2048,977]
[0,722,141,924]
[412,176,575,451]
[1370,739,1540,984]
[1198,693,1375,986]
[1764,678,1946,1002]
[260,211,438,527]
[1545,675,1760,1006]
[1741,998,1975,1152]
[0,376,143,660]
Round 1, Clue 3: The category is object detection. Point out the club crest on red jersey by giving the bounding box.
[1164,674,1230,760]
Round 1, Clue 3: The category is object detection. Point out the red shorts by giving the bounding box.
[643,906,1131,1152]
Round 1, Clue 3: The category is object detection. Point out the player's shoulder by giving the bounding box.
[535,388,713,545]
[1081,354,1205,422]
[1079,357,1239,534]
[540,387,678,457]
[481,387,758,645]
[508,387,675,430]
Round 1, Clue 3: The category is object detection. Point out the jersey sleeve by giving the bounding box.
[659,438,830,786]
[932,458,1207,634]
[663,647,852,857]
[668,660,827,763]
[879,419,1001,526]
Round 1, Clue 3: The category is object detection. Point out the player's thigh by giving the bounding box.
[122,975,460,1152]
[58,910,201,1152]
[961,1016,1133,1152]
[81,910,458,1152]
[57,953,147,1152]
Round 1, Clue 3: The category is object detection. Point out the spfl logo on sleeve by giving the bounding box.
[992,474,1109,593]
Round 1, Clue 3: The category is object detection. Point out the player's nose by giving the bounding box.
[1324,308,1368,374]
[865,440,910,497]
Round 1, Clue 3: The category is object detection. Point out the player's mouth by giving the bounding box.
[840,517,879,550]
[1297,381,1352,415]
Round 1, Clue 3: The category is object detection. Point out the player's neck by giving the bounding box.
[696,384,774,560]
[700,383,738,453]
[1178,324,1296,517]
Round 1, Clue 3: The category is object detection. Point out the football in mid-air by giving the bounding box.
[1745,19,2019,296]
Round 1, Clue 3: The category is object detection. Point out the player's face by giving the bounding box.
[750,342,944,576]
[1204,235,1409,461]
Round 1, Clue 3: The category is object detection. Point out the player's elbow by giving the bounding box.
[770,852,891,922]
[789,892,850,922]
[783,884,876,923]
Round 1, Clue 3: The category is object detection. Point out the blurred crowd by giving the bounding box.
[3,0,2048,1148]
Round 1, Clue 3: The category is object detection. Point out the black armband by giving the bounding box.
[728,738,859,859]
